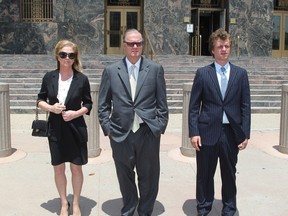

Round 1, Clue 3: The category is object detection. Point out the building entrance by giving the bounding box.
[105,0,142,55]
[272,11,288,57]
[191,8,225,56]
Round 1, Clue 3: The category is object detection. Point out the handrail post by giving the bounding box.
[199,35,202,56]
[0,83,14,157]
[237,36,240,58]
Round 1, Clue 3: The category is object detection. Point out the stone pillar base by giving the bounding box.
[180,147,195,157]
[279,84,288,154]
[277,146,288,154]
[88,148,102,158]
[0,148,16,158]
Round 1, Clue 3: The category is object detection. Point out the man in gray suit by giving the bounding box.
[98,29,169,216]
[189,28,251,216]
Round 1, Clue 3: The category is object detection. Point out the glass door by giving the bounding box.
[106,8,140,54]
[273,12,288,57]
[191,8,226,56]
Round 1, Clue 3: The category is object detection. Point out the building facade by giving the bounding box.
[0,0,287,57]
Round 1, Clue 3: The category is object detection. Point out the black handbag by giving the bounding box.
[31,106,49,137]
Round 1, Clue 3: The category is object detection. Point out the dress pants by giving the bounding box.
[196,125,239,216]
[110,123,161,216]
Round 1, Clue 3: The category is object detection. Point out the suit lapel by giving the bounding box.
[208,63,223,99]
[225,63,237,98]
[51,70,59,100]
[135,57,149,99]
[117,59,132,98]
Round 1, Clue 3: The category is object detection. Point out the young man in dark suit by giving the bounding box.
[98,29,169,216]
[189,28,251,216]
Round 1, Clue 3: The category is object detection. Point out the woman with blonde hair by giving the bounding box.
[37,40,93,216]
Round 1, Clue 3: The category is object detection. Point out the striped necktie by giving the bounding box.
[220,67,227,99]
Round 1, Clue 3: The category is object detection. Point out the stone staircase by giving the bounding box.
[0,54,288,114]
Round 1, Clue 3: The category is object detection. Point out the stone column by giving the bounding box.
[0,83,13,157]
[85,83,101,157]
[279,84,288,154]
[180,83,195,157]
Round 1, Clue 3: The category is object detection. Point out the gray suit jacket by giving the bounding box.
[188,62,251,145]
[98,57,169,142]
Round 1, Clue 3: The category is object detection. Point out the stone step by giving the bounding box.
[165,88,281,95]
[251,107,281,113]
[167,106,281,114]
[0,78,102,86]
[251,95,281,100]
[0,68,103,74]
[250,84,282,89]
[164,68,284,75]
[9,88,40,94]
[9,77,279,85]
[168,93,281,100]
[9,106,281,114]
[166,98,281,106]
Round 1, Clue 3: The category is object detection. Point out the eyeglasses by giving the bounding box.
[58,52,76,59]
[124,41,143,47]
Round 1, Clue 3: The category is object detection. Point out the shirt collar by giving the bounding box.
[126,57,141,71]
[214,62,229,73]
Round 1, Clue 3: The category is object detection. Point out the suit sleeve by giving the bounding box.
[156,65,169,133]
[98,68,112,136]
[188,69,203,137]
[81,76,93,115]
[37,72,50,104]
[241,70,251,139]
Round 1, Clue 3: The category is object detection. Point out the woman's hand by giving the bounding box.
[61,110,76,122]
[50,103,66,114]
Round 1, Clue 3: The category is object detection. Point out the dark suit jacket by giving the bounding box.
[37,69,93,142]
[188,63,251,145]
[98,57,169,142]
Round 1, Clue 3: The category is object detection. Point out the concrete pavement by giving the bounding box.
[0,113,288,216]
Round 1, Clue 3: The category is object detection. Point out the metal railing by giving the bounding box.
[143,29,157,61]
[21,0,53,22]
[191,35,202,56]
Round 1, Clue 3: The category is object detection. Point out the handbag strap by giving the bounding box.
[35,105,39,120]
[35,102,48,120]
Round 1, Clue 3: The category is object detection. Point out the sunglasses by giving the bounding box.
[124,41,143,47]
[58,52,76,59]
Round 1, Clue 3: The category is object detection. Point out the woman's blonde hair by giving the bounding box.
[54,40,83,72]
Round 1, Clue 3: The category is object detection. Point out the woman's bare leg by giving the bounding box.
[54,163,69,216]
[70,163,83,216]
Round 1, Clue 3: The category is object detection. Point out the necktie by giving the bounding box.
[130,65,139,132]
[220,67,227,99]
